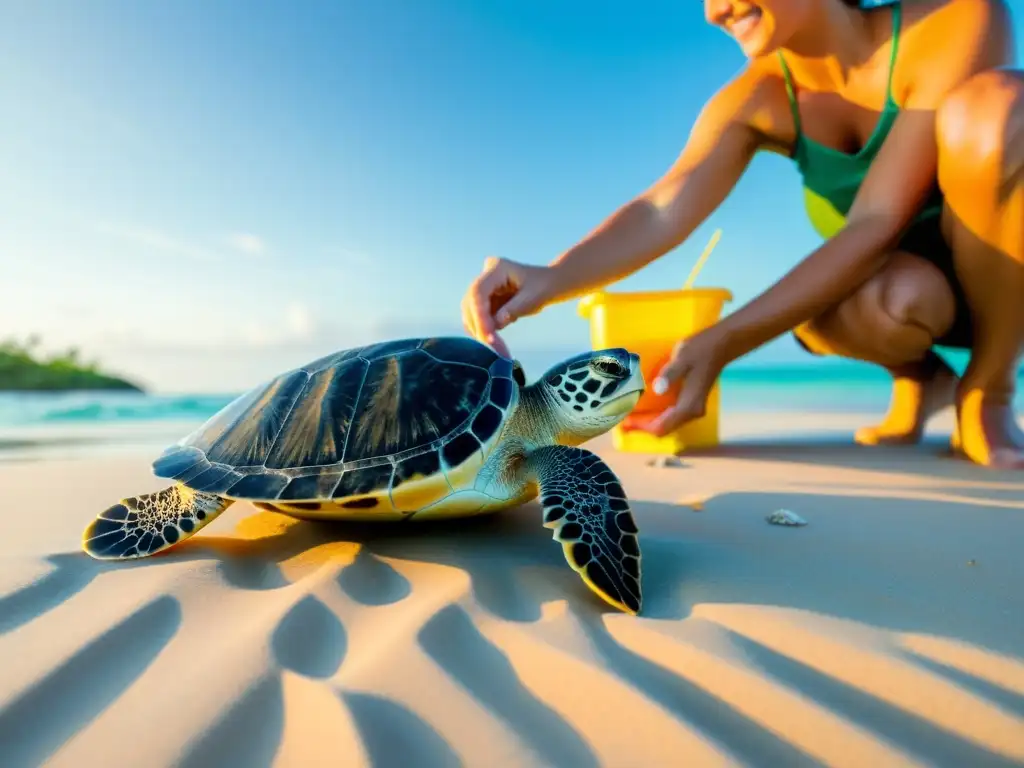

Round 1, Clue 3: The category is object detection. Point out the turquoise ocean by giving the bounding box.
[2,351,1020,460]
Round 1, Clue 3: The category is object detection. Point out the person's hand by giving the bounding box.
[461,256,559,357]
[643,328,729,436]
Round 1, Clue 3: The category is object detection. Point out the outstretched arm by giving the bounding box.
[461,66,780,352]
[542,69,772,303]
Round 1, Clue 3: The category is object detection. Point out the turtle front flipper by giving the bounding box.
[82,483,233,560]
[525,445,642,615]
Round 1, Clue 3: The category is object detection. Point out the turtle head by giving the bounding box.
[535,348,645,445]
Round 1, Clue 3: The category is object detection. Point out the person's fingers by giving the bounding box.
[494,285,542,329]
[645,408,680,437]
[462,289,490,343]
[463,255,546,356]
[646,397,703,436]
[646,368,713,436]
[652,340,689,395]
[487,330,512,358]
[467,268,504,340]
[462,288,510,356]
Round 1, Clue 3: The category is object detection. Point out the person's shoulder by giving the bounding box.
[896,0,1014,94]
[700,58,790,123]
[708,56,799,151]
[900,0,1009,23]
[899,0,1011,52]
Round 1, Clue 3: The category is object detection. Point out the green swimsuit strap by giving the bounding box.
[777,53,802,138]
[776,0,903,132]
[884,2,902,104]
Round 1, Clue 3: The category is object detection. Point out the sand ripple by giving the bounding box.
[1,448,1023,767]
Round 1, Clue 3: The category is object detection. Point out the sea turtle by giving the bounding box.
[81,336,647,614]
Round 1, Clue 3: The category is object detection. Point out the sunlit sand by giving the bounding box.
[1,410,1022,767]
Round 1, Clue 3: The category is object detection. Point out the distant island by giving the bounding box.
[0,336,144,392]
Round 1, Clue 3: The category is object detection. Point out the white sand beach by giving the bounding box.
[1,411,1023,768]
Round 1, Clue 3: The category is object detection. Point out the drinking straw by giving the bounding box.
[682,228,722,290]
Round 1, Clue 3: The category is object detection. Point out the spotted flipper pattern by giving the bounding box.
[82,483,233,560]
[526,445,642,614]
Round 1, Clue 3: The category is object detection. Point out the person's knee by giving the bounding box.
[875,259,956,339]
[795,293,886,358]
[937,69,1024,194]
[797,256,954,358]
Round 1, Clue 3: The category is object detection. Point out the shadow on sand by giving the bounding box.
[1,471,1022,766]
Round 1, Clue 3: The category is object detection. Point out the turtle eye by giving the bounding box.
[591,358,626,378]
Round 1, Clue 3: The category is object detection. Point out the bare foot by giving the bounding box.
[854,352,959,446]
[954,386,1024,469]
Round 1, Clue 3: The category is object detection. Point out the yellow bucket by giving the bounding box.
[577,287,733,455]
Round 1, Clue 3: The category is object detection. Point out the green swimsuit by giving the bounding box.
[777,1,972,349]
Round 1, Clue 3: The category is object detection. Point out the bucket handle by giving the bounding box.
[576,291,605,319]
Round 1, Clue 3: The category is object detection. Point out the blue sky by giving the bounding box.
[2,1,1021,392]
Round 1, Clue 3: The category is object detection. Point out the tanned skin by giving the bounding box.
[462,0,1023,468]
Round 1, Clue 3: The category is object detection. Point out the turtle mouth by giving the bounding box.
[600,389,644,416]
[609,389,644,403]
[604,375,646,406]
[611,375,646,399]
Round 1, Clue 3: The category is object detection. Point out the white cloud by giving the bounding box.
[225,232,268,256]
[96,301,328,353]
[285,303,315,338]
[233,302,319,349]
[88,220,271,263]
[90,220,226,263]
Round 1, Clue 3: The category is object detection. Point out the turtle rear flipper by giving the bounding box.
[82,484,233,560]
[526,445,642,615]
